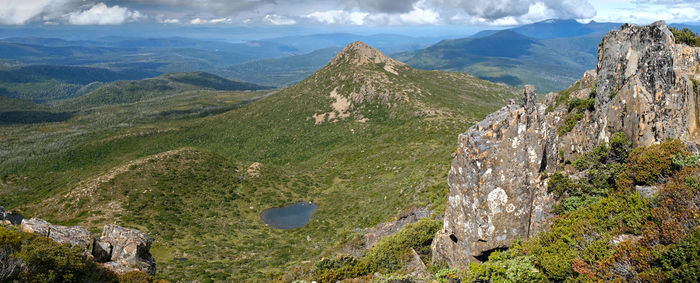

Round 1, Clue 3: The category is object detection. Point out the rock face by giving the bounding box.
[15,217,156,276]
[94,224,156,275]
[21,218,92,251]
[432,85,558,266]
[433,21,700,267]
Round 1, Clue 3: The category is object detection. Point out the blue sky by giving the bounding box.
[0,0,698,27]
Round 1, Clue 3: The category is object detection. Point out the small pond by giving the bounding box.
[260,202,318,229]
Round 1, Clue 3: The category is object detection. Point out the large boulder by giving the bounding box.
[20,218,91,251]
[432,86,559,265]
[94,224,156,275]
[17,217,156,276]
[433,21,700,267]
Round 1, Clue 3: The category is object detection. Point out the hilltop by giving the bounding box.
[58,72,269,109]
[0,41,516,281]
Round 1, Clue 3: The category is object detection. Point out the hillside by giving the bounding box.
[401,30,602,93]
[58,72,269,109]
[0,41,516,281]
[225,47,342,87]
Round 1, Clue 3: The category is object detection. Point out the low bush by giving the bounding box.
[616,139,687,189]
[0,225,118,283]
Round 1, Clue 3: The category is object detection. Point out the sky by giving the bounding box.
[0,0,698,27]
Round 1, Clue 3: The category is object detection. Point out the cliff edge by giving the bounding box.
[433,21,700,267]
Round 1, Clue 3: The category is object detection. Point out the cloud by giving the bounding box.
[68,3,142,25]
[347,0,421,14]
[434,0,595,21]
[306,10,369,25]
[263,14,297,25]
[0,0,70,24]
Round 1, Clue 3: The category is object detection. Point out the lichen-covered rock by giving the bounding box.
[433,21,700,268]
[560,21,700,161]
[95,224,156,275]
[432,85,559,266]
[20,218,92,251]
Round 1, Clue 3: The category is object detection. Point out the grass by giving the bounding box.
[0,54,516,282]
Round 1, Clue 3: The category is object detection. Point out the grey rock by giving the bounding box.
[635,185,659,198]
[609,234,642,247]
[18,217,155,276]
[432,86,557,266]
[433,21,700,268]
[95,224,156,275]
[20,218,91,251]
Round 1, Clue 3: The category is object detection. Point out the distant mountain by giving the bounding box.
[400,20,615,92]
[472,19,620,39]
[60,72,269,109]
[224,47,342,87]
[0,64,155,102]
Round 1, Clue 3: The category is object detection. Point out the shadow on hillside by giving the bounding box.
[0,110,75,125]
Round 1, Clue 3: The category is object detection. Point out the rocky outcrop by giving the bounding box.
[94,224,156,275]
[432,85,559,266]
[21,218,92,251]
[14,217,156,276]
[559,21,700,161]
[433,21,699,267]
[0,206,23,225]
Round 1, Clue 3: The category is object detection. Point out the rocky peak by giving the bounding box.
[433,21,699,267]
[328,41,406,69]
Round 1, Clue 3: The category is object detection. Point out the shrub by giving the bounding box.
[355,218,441,274]
[0,225,118,283]
[671,152,699,169]
[464,248,545,283]
[435,268,460,283]
[312,218,442,282]
[0,225,22,281]
[616,139,688,189]
[670,27,700,47]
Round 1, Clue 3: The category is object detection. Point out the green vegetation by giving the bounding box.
[455,138,699,282]
[312,218,441,282]
[0,50,515,281]
[0,225,117,282]
[464,249,544,282]
[58,72,268,109]
[557,82,596,136]
[670,27,700,47]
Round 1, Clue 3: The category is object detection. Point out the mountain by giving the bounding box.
[401,27,606,92]
[0,41,516,281]
[58,72,269,109]
[471,19,621,39]
[0,65,156,102]
[224,47,342,87]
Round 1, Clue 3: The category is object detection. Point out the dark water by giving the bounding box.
[260,202,318,229]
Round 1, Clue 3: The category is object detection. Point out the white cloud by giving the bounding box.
[0,0,69,25]
[67,3,142,25]
[306,10,369,25]
[305,0,440,25]
[263,14,297,25]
